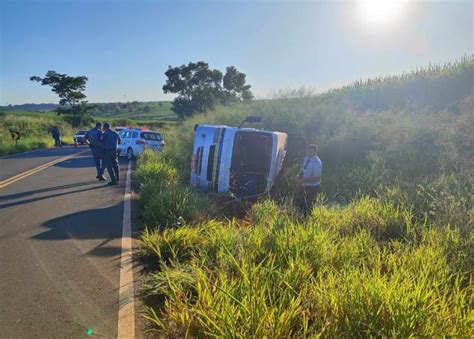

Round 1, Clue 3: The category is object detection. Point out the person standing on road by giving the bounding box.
[297,144,322,213]
[51,126,61,147]
[86,122,106,181]
[101,122,121,186]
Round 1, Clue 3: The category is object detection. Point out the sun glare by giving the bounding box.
[357,0,409,28]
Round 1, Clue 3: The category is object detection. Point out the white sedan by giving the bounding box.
[74,130,88,145]
[117,128,164,159]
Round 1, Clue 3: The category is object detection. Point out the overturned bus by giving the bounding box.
[190,124,287,198]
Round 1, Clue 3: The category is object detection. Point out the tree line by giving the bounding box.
[30,62,253,126]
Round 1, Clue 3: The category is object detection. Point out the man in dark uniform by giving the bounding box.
[86,122,106,181]
[101,122,121,186]
[51,126,61,147]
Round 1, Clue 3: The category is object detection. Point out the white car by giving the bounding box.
[117,128,164,159]
[74,130,88,145]
[114,126,127,132]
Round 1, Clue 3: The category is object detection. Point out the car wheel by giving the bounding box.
[127,147,134,160]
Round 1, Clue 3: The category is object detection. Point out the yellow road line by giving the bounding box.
[117,160,135,338]
[0,150,89,189]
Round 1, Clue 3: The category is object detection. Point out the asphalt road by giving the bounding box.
[0,147,142,338]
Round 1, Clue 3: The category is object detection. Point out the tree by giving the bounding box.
[30,70,93,126]
[163,62,253,118]
[223,66,253,102]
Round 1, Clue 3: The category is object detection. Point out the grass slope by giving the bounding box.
[92,101,176,122]
[136,57,474,336]
[0,101,176,155]
[1,101,176,122]
[0,111,75,155]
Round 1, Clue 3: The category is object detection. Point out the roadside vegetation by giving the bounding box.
[1,101,177,124]
[93,101,177,125]
[0,106,176,156]
[136,57,474,336]
[0,111,75,156]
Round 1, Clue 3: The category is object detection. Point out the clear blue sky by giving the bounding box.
[0,0,472,105]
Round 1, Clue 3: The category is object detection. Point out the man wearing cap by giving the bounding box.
[297,144,322,213]
[86,122,106,181]
[101,122,121,186]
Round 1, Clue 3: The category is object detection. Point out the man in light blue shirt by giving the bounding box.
[298,144,322,213]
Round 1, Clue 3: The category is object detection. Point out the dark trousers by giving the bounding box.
[53,136,61,147]
[90,147,104,176]
[104,149,119,183]
[301,185,321,213]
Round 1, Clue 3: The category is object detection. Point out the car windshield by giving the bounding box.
[76,131,87,135]
[140,132,162,141]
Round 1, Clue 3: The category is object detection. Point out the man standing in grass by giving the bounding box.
[86,122,106,181]
[101,122,120,186]
[51,126,61,147]
[298,144,322,213]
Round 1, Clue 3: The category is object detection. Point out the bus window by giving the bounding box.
[196,146,203,174]
[207,144,216,181]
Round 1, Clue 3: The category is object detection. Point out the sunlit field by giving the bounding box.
[136,57,474,336]
[0,106,176,156]
[0,112,75,156]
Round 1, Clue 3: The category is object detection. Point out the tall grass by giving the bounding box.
[136,57,474,336]
[139,199,473,337]
[0,111,75,155]
[136,151,473,337]
[154,57,473,230]
[136,150,218,228]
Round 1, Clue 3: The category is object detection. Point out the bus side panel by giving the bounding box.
[216,128,235,193]
[209,128,224,192]
[266,133,287,191]
[201,128,217,192]
[191,126,216,191]
[190,128,203,188]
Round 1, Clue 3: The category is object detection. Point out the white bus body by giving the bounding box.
[190,124,287,197]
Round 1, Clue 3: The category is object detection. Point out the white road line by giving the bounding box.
[0,150,89,189]
[118,160,135,338]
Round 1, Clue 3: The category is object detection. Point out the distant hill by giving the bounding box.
[92,101,176,121]
[0,101,176,122]
[0,103,59,112]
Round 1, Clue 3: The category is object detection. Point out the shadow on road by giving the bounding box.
[0,186,102,209]
[0,146,87,159]
[32,203,124,258]
[0,181,98,201]
[55,154,129,169]
[54,154,95,168]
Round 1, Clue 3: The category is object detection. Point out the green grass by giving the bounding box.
[153,56,474,230]
[136,150,218,228]
[135,56,473,336]
[0,107,175,156]
[93,101,177,122]
[135,153,472,337]
[2,101,177,132]
[138,196,473,337]
[0,111,75,155]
